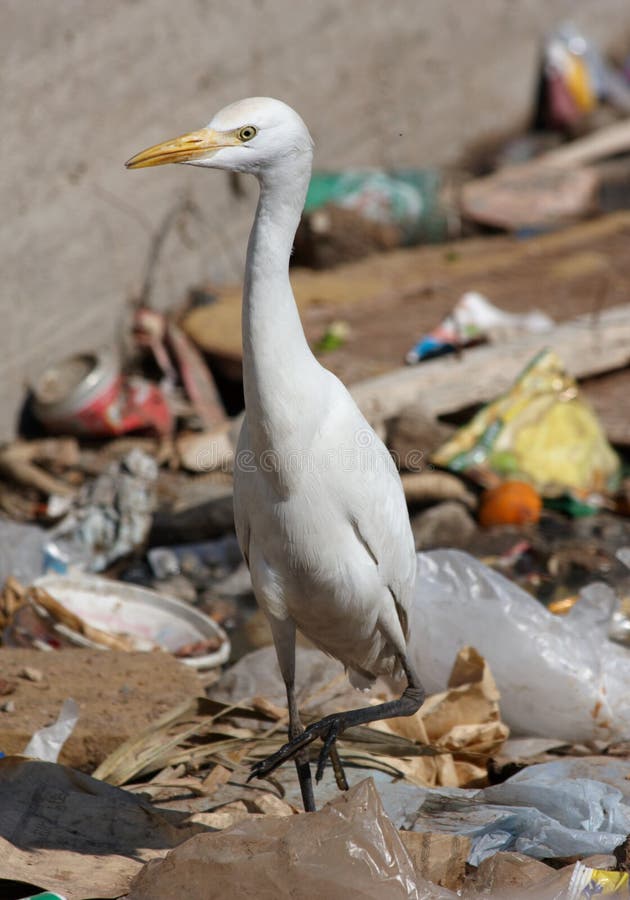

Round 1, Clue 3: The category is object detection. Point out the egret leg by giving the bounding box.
[249,654,425,784]
[267,616,315,812]
[286,679,316,812]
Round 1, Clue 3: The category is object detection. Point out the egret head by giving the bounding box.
[125,97,313,175]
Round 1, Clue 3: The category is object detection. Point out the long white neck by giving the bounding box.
[242,152,321,453]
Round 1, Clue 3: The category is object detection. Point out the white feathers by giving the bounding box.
[215,98,417,686]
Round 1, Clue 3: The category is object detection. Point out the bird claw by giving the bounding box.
[315,720,339,782]
[248,724,318,782]
[248,714,345,784]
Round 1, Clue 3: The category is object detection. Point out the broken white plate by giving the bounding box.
[34,573,230,669]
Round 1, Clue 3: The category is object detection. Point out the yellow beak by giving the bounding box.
[125,127,237,169]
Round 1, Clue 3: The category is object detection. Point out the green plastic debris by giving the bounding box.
[314,320,349,353]
[18,893,68,900]
[304,169,449,244]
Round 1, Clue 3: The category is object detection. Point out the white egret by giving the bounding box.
[126,98,425,812]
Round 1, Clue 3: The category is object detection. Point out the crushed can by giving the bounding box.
[32,349,172,437]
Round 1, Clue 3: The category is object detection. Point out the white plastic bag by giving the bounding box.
[408,550,630,741]
[410,759,630,864]
[23,698,79,763]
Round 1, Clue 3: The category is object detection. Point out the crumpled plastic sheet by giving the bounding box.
[408,758,630,865]
[0,519,47,584]
[45,449,157,573]
[127,778,455,900]
[23,698,79,763]
[408,549,630,742]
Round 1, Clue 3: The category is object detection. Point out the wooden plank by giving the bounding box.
[182,212,630,386]
[461,164,600,230]
[540,118,630,169]
[350,303,630,424]
[461,121,630,229]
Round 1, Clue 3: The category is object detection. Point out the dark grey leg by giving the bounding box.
[266,615,315,812]
[286,677,316,812]
[250,655,425,784]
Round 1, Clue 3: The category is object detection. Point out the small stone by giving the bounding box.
[0,678,17,696]
[213,562,253,600]
[153,574,198,604]
[199,596,238,628]
[386,405,455,471]
[250,793,296,816]
[411,501,477,550]
[19,666,43,683]
[1,700,16,713]
[401,470,477,509]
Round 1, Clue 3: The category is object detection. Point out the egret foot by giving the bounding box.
[249,661,425,786]
[328,742,349,791]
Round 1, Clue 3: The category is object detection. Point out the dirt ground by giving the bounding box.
[0,649,201,770]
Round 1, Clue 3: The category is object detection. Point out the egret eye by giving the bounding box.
[238,125,257,142]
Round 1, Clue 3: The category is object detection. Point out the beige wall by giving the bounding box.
[1,0,629,437]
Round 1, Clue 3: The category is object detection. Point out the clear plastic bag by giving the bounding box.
[410,760,630,865]
[408,550,630,741]
[127,778,455,900]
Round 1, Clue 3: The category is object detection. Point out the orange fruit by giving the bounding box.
[479,481,542,527]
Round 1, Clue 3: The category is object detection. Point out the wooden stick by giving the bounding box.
[350,303,630,425]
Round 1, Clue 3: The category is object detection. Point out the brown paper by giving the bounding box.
[399,831,470,892]
[373,646,508,788]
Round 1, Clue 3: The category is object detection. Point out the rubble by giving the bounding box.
[0,299,626,895]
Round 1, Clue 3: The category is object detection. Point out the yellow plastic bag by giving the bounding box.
[432,349,620,499]
[568,865,629,897]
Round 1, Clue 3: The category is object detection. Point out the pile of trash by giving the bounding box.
[3,174,630,900]
[2,22,630,900]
